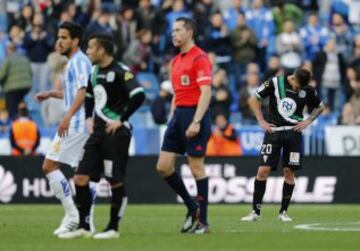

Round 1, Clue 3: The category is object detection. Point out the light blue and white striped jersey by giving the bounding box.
[63,50,91,133]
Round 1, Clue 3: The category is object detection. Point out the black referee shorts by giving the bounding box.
[77,125,131,183]
[259,130,302,171]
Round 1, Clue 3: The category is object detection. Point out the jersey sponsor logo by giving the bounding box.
[278,98,297,118]
[181,75,190,86]
[0,165,17,203]
[299,90,306,98]
[93,85,108,111]
[106,71,115,82]
[124,71,134,81]
[289,152,300,165]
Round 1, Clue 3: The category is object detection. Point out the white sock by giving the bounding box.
[47,170,77,217]
[89,181,97,232]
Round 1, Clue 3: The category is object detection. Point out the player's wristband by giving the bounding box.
[193,119,201,124]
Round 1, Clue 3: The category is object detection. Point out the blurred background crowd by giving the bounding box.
[0,0,360,156]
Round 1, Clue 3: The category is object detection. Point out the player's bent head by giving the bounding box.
[174,17,197,39]
[294,68,312,88]
[59,21,83,46]
[88,32,115,56]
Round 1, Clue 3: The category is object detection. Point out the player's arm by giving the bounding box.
[294,87,324,132]
[106,70,145,134]
[85,78,95,134]
[185,55,212,139]
[185,85,211,138]
[36,89,64,101]
[248,79,275,133]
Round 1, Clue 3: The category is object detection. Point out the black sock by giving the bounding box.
[75,185,92,230]
[165,171,197,212]
[106,185,127,231]
[196,178,208,225]
[252,179,266,215]
[279,182,295,213]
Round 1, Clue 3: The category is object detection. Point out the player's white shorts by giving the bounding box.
[46,132,89,168]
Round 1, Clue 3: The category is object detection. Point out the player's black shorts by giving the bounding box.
[259,130,302,171]
[161,106,211,157]
[77,124,131,183]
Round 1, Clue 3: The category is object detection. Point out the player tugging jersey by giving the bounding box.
[85,61,145,127]
[255,75,322,126]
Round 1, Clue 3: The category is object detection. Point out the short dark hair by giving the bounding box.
[294,68,312,87]
[59,21,83,45]
[175,17,197,38]
[88,32,114,55]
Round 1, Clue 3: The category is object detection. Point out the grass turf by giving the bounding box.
[0,204,359,251]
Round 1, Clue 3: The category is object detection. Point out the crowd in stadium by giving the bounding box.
[0,0,359,136]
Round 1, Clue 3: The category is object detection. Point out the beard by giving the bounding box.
[60,47,72,57]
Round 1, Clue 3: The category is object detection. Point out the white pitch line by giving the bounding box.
[294,222,360,232]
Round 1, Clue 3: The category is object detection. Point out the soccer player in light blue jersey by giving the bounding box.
[36,21,96,236]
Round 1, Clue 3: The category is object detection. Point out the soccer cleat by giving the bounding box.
[57,228,92,239]
[191,223,210,234]
[180,207,200,233]
[53,214,79,236]
[241,210,261,222]
[278,211,293,222]
[93,230,120,239]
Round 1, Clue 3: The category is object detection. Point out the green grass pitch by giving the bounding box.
[0,204,359,251]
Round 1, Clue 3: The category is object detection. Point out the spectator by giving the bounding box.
[40,50,66,126]
[238,70,261,125]
[276,20,302,73]
[205,11,231,68]
[9,101,40,156]
[192,0,216,47]
[113,6,139,61]
[150,80,173,125]
[17,4,34,33]
[223,0,244,31]
[300,13,329,62]
[272,0,302,34]
[123,29,153,73]
[23,12,54,93]
[245,0,275,71]
[230,11,257,86]
[263,55,283,81]
[0,28,9,65]
[0,42,32,119]
[210,69,232,120]
[136,0,157,30]
[84,7,113,49]
[330,13,353,63]
[312,39,346,112]
[8,24,25,55]
[206,113,242,156]
[340,102,357,125]
[0,107,10,133]
[345,79,360,124]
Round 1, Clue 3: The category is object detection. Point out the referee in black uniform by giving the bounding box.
[241,68,324,222]
[58,32,145,239]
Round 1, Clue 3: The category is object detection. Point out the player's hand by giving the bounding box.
[58,116,70,138]
[86,117,94,134]
[36,91,50,102]
[106,121,122,134]
[259,119,275,133]
[294,119,312,132]
[186,122,200,139]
